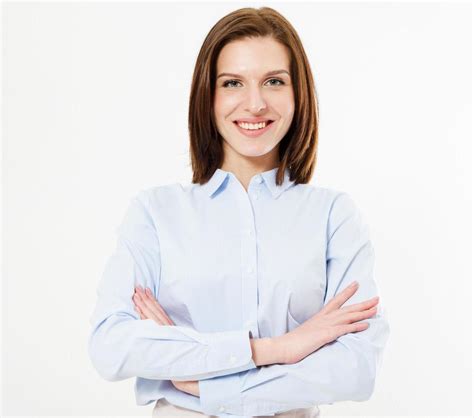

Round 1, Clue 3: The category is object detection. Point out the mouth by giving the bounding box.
[233,119,274,129]
[232,119,275,138]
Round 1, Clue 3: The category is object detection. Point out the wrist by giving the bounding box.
[273,333,292,365]
[250,336,287,366]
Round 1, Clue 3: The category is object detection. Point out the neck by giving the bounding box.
[220,155,279,192]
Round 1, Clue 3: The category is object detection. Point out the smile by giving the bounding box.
[233,120,275,138]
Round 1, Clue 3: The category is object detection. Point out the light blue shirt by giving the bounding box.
[88,167,390,417]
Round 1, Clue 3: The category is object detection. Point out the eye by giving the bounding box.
[222,78,286,88]
[266,78,285,86]
[222,79,242,88]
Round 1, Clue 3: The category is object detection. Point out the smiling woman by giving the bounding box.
[188,7,319,189]
[88,5,389,418]
[214,37,295,150]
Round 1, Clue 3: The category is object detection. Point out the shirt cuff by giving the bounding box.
[203,329,256,375]
[199,329,256,415]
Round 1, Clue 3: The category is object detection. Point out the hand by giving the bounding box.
[132,285,175,325]
[280,281,379,365]
[171,379,200,397]
[132,286,199,396]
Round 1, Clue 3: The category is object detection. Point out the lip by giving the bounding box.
[233,117,274,123]
[233,120,275,138]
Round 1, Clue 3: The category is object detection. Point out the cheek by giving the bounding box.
[272,92,295,119]
[214,92,241,117]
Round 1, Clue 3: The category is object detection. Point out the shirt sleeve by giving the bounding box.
[198,192,390,416]
[88,190,257,382]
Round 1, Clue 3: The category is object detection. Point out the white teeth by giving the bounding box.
[237,121,269,130]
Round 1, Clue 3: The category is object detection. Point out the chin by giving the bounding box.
[221,131,279,156]
[236,144,277,158]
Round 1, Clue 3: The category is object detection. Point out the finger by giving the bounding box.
[340,296,379,313]
[339,306,378,324]
[135,288,174,326]
[133,290,167,325]
[144,288,175,325]
[335,321,370,338]
[138,287,175,326]
[133,292,156,321]
[134,304,146,320]
[133,293,147,314]
[320,281,359,314]
[135,287,172,325]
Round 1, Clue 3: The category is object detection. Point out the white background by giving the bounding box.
[2,1,472,417]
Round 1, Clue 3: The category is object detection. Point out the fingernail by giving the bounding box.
[350,281,358,287]
[145,288,151,296]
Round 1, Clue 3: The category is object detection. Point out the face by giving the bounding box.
[213,36,295,168]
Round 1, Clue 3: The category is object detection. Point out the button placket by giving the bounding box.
[235,175,260,342]
[251,176,262,200]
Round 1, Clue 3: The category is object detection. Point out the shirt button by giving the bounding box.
[219,406,226,412]
[246,229,252,236]
[229,355,237,364]
[258,176,263,183]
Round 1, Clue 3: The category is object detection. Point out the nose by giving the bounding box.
[244,84,268,113]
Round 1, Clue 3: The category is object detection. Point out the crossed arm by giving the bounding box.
[132,275,380,402]
[88,191,389,416]
[132,286,288,397]
[132,193,388,416]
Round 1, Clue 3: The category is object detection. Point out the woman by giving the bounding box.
[88,6,389,418]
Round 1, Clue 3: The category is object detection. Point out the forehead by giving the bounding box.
[216,37,290,74]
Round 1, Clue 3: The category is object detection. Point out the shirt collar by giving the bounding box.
[202,166,295,199]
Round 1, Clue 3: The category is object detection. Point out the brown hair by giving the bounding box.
[188,7,319,186]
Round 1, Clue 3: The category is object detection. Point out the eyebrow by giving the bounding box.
[216,69,290,80]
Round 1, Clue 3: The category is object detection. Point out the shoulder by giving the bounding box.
[293,183,366,226]
[304,186,371,239]
[134,181,199,216]
[117,183,186,235]
[140,182,185,204]
[292,182,352,207]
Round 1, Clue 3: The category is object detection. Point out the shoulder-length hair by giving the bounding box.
[189,7,319,186]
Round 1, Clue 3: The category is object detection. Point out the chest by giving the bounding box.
[153,190,329,329]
